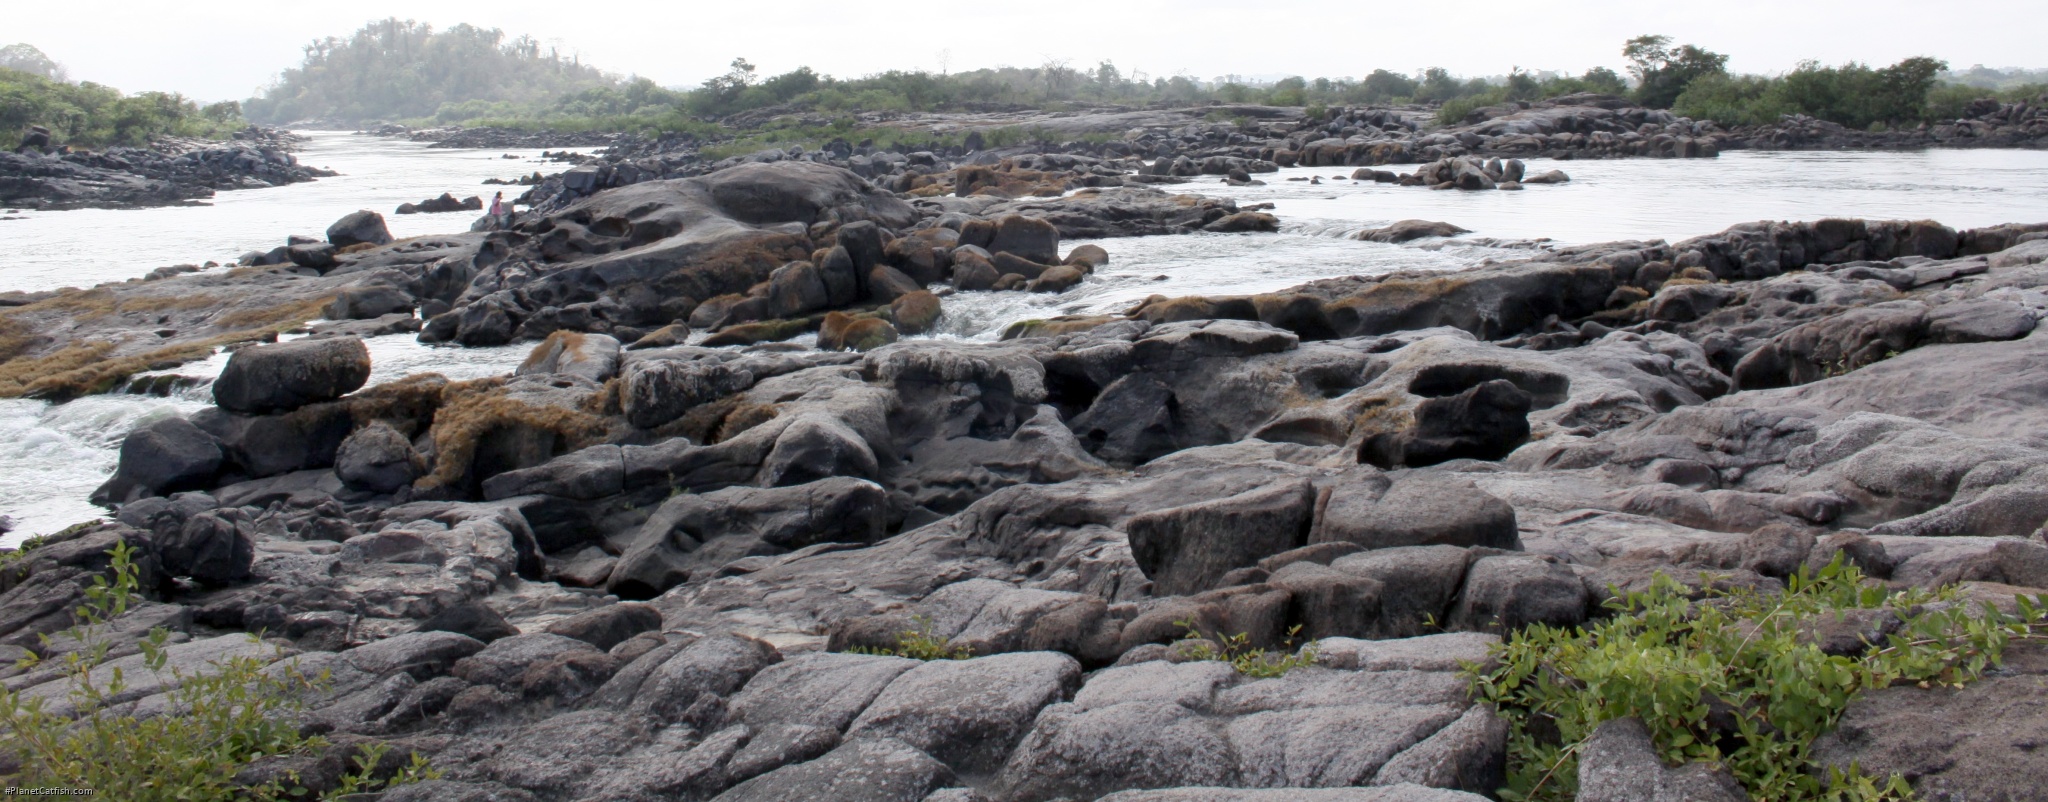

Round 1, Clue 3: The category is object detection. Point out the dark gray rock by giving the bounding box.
[334,421,421,494]
[713,737,954,802]
[1126,479,1317,596]
[1448,555,1588,633]
[622,359,755,429]
[1312,472,1520,551]
[327,210,394,248]
[90,416,222,505]
[609,477,892,600]
[846,651,1082,774]
[544,602,663,652]
[160,509,255,586]
[212,337,372,414]
[1577,717,1745,802]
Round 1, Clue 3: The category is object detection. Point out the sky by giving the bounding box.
[11,0,2044,101]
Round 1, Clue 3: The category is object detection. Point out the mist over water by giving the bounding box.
[3,137,2046,544]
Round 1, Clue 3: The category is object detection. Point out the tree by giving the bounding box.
[1624,34,1729,108]
[0,43,65,81]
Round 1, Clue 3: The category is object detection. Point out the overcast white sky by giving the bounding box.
[13,0,2043,101]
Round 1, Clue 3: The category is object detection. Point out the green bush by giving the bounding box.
[0,68,245,149]
[1468,557,2048,801]
[847,616,972,661]
[1173,622,1319,678]
[0,541,437,799]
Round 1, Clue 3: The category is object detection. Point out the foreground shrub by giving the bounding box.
[1469,557,2048,801]
[0,542,435,799]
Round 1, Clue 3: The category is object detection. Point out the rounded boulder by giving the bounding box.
[212,337,372,414]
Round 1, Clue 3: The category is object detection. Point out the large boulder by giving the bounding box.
[1356,220,1469,244]
[160,509,256,586]
[326,210,394,249]
[334,421,424,494]
[517,332,622,383]
[989,215,1061,265]
[90,416,222,505]
[1312,472,1520,552]
[212,337,372,414]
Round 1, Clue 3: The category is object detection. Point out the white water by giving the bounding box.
[3,140,2047,545]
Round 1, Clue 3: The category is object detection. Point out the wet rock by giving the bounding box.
[213,337,373,414]
[515,331,621,383]
[90,416,222,504]
[1356,220,1469,243]
[989,214,1061,264]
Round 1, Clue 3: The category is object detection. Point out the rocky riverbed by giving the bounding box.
[0,126,335,211]
[5,150,2048,800]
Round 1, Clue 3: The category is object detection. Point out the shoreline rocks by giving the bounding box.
[0,126,335,211]
[7,147,2048,801]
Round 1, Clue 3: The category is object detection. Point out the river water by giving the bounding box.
[3,137,2047,544]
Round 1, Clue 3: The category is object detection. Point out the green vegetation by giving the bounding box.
[1672,57,1953,129]
[0,43,65,81]
[0,541,438,799]
[0,66,244,150]
[1468,557,2048,801]
[242,18,620,123]
[847,616,973,660]
[1173,622,1320,678]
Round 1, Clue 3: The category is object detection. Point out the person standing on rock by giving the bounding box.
[488,191,508,220]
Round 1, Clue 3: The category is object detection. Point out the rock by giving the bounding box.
[289,243,338,271]
[868,265,924,302]
[1312,472,1520,552]
[1924,298,2036,344]
[1328,546,1471,639]
[714,737,955,802]
[721,652,919,781]
[516,331,622,383]
[1520,169,1570,184]
[630,322,693,350]
[1126,479,1317,596]
[1810,642,2048,802]
[212,337,372,414]
[1029,265,1086,293]
[1362,379,1534,468]
[1094,788,1488,801]
[846,651,1082,774]
[160,509,256,586]
[1203,212,1280,233]
[989,215,1061,265]
[1447,555,1588,633]
[1356,220,1469,243]
[326,210,394,249]
[818,313,900,352]
[90,416,222,504]
[1577,717,1745,802]
[890,291,942,335]
[544,603,663,651]
[951,250,1001,291]
[608,478,892,600]
[763,261,830,318]
[325,285,414,320]
[334,421,422,494]
[455,633,603,690]
[1064,244,1110,269]
[622,359,754,429]
[415,600,520,643]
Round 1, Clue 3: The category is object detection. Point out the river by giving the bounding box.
[3,136,2047,544]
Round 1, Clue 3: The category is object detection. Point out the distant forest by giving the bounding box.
[241,19,615,123]
[1,44,243,150]
[4,19,2045,153]
[234,19,2045,138]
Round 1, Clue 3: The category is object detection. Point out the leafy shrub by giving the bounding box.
[0,68,245,149]
[0,541,437,799]
[1468,557,2048,801]
[848,616,972,661]
[1174,622,1319,678]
